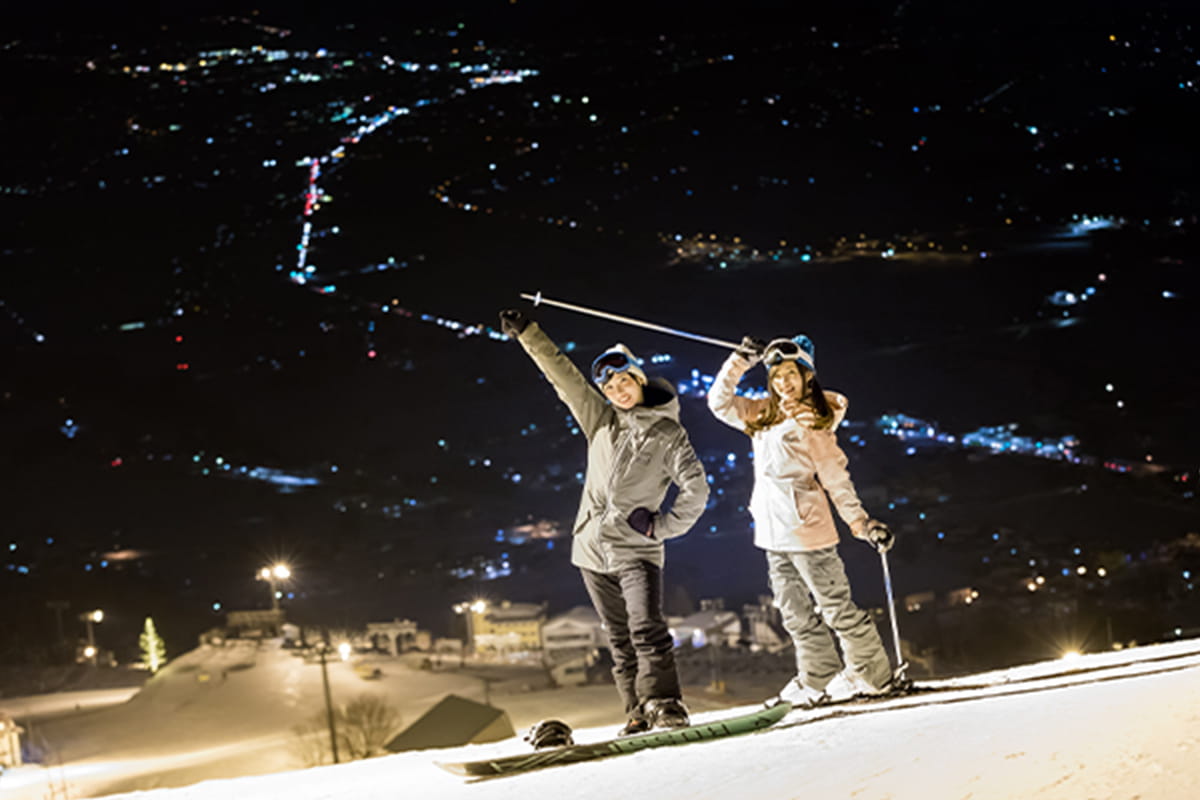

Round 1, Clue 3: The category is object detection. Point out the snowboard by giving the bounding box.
[436,700,792,778]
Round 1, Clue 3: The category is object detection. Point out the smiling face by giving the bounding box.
[769,360,808,402]
[602,371,645,410]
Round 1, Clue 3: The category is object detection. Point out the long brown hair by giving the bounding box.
[745,362,834,434]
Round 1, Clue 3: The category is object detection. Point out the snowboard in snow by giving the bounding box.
[436,700,791,778]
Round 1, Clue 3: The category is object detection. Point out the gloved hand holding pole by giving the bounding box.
[520,291,740,350]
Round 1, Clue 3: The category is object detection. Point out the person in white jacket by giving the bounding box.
[707,334,896,707]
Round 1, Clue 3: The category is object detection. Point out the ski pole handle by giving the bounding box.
[520,292,740,350]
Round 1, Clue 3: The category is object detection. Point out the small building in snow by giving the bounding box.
[384,694,514,752]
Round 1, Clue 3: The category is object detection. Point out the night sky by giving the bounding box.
[2,0,1198,671]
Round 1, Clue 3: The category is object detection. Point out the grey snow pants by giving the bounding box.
[766,545,893,691]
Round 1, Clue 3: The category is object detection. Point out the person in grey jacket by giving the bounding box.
[499,308,709,734]
[708,334,896,708]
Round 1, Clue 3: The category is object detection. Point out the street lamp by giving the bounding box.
[257,563,291,612]
[453,599,488,659]
[80,609,104,665]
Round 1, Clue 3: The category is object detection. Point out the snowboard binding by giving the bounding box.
[524,718,575,750]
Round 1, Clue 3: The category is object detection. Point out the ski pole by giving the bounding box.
[521,291,740,350]
[878,547,910,687]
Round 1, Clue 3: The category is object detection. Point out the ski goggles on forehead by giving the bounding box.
[762,337,815,371]
[762,339,802,367]
[591,351,635,385]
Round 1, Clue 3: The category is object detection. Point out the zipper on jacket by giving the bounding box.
[600,423,637,571]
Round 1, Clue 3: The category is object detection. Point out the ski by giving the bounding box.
[436,701,791,778]
[776,644,1200,727]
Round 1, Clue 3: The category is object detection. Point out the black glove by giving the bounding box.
[499,309,529,338]
[735,335,767,362]
[866,521,895,553]
[627,507,656,537]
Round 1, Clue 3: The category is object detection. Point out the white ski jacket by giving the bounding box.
[707,352,869,552]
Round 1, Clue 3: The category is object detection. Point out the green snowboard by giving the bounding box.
[436,701,792,778]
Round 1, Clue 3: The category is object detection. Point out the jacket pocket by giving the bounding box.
[792,486,816,525]
[752,482,804,533]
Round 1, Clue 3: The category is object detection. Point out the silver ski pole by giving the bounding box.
[878,548,910,687]
[521,291,740,350]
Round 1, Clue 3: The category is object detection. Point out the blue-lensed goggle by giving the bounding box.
[591,351,635,385]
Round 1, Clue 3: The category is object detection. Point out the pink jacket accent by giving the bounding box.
[707,353,869,552]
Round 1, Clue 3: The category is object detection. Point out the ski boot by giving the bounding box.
[769,676,830,709]
[643,697,690,729]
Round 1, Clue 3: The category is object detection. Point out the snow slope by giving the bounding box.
[20,637,1197,800]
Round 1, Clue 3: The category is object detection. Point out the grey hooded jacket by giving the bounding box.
[515,322,709,573]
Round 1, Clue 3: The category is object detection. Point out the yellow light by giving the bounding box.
[1097,567,1108,577]
[1036,576,1045,585]
[1077,565,1087,575]
[1027,582,1038,592]
[84,646,97,658]
[272,564,291,580]
[91,609,105,623]
[1061,650,1081,661]
[337,642,352,661]
[470,600,488,614]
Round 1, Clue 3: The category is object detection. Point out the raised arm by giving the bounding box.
[706,349,768,432]
[506,316,610,439]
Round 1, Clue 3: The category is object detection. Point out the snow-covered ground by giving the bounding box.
[5,637,1198,800]
[0,687,141,720]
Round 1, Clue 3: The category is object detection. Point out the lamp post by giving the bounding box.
[80,609,103,665]
[317,634,340,764]
[257,563,291,612]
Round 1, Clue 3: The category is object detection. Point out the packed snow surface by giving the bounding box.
[4,638,1199,800]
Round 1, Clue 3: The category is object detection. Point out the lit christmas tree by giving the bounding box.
[140,616,167,674]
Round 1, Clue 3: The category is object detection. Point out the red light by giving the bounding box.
[176,363,189,371]
[174,335,183,343]
[366,350,377,359]
[110,457,123,468]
